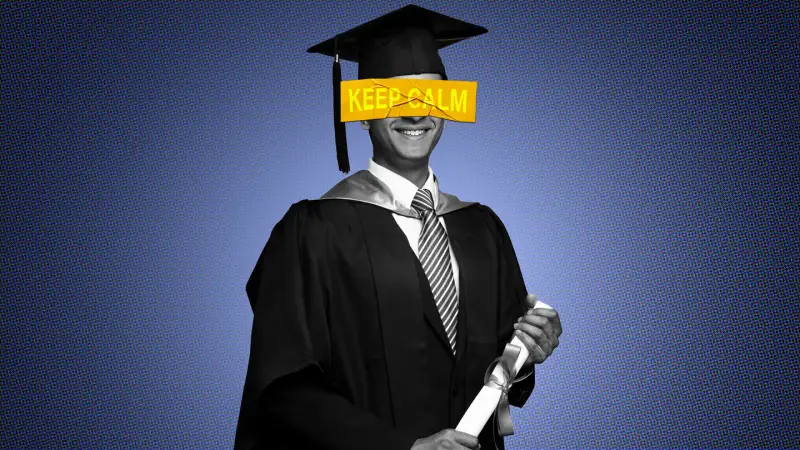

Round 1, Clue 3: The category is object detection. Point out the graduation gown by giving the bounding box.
[234,171,535,450]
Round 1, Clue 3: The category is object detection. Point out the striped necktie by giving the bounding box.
[411,188,458,354]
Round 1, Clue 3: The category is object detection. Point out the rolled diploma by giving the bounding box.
[455,299,553,437]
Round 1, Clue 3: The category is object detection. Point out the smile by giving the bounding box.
[395,128,430,139]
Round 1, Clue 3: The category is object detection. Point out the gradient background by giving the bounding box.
[4,1,798,448]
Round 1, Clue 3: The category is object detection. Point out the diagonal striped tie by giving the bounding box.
[411,188,458,354]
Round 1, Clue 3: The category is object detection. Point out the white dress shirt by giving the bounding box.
[368,158,461,297]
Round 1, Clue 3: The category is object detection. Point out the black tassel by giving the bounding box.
[332,40,349,173]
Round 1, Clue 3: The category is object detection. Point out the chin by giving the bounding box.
[392,143,433,161]
[389,134,436,158]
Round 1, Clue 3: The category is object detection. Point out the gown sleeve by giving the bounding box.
[234,201,418,450]
[480,204,537,408]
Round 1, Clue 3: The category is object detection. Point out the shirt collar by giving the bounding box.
[368,158,439,210]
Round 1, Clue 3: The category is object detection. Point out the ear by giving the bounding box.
[360,120,370,130]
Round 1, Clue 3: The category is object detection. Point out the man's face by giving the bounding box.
[361,73,445,167]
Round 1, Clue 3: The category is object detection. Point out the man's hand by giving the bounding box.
[411,429,480,450]
[513,294,562,367]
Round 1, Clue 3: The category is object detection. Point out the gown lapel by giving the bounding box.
[443,211,497,357]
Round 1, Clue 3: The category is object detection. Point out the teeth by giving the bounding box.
[398,129,426,136]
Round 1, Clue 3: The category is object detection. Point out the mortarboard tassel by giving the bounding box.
[333,36,349,173]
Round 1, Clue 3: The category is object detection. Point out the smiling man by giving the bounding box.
[234,5,561,450]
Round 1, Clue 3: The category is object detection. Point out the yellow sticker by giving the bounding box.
[340,79,477,123]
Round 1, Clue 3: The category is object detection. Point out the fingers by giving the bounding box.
[534,308,562,338]
[518,296,562,363]
[446,444,471,450]
[514,328,548,363]
[518,313,555,346]
[449,430,479,446]
[529,308,557,318]
[553,314,562,338]
[529,308,562,339]
[442,429,480,449]
[520,312,549,327]
[514,321,552,356]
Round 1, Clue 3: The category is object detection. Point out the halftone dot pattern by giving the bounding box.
[4,1,798,449]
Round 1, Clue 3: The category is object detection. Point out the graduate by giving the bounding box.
[234,5,562,450]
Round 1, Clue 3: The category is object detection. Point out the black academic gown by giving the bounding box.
[234,171,535,450]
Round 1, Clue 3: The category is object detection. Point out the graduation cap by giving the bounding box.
[307,4,488,173]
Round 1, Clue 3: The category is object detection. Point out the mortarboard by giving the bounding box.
[307,4,488,173]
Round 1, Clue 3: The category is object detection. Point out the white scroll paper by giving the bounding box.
[455,299,553,437]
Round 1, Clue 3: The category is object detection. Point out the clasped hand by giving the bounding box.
[513,294,562,367]
[412,429,480,450]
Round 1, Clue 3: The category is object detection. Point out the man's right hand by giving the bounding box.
[411,429,480,450]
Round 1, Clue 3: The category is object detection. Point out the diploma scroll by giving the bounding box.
[455,299,553,438]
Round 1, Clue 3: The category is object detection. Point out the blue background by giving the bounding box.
[4,1,798,448]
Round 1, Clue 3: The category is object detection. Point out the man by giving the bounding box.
[235,5,561,450]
